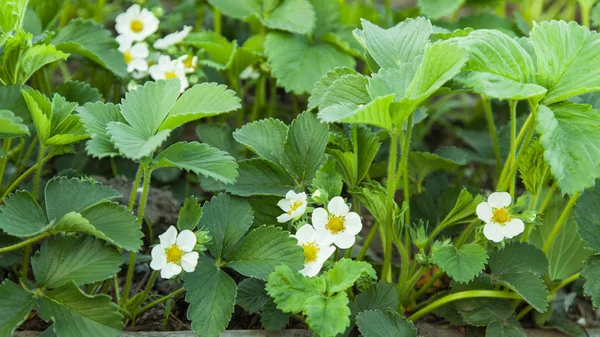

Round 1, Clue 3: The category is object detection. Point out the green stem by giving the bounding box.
[1,153,53,201]
[0,232,50,254]
[408,290,521,321]
[497,111,536,191]
[497,110,535,189]
[16,135,37,174]
[400,114,413,228]
[114,275,121,303]
[137,288,185,316]
[356,221,379,261]
[128,167,144,211]
[32,145,46,200]
[516,272,580,319]
[381,131,399,282]
[0,139,13,188]
[581,2,592,27]
[482,96,502,175]
[94,0,105,22]
[414,269,444,300]
[538,181,557,214]
[542,192,580,253]
[110,158,119,178]
[508,100,517,197]
[213,8,221,34]
[133,270,159,316]
[454,218,479,247]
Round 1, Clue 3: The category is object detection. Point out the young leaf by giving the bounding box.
[233,118,288,166]
[319,73,370,109]
[226,226,304,280]
[236,278,269,314]
[322,258,377,293]
[51,18,127,77]
[582,255,600,308]
[575,182,600,254]
[183,262,237,337]
[261,299,291,331]
[311,159,343,201]
[177,196,203,231]
[356,310,418,337]
[153,142,238,184]
[225,158,298,197]
[0,109,29,138]
[309,67,358,110]
[0,280,36,337]
[304,293,351,337]
[418,0,464,19]
[56,81,102,105]
[432,243,488,283]
[0,0,27,45]
[199,193,253,259]
[38,282,124,337]
[266,264,326,313]
[530,20,600,104]
[20,87,52,143]
[318,94,395,133]
[536,103,600,195]
[106,123,171,160]
[77,102,125,158]
[31,235,121,289]
[366,64,418,101]
[0,190,50,237]
[355,282,400,313]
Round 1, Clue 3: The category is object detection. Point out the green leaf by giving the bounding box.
[266,264,326,313]
[486,320,527,337]
[233,118,288,166]
[226,226,304,280]
[432,243,488,283]
[311,159,343,201]
[367,64,418,102]
[0,85,29,123]
[355,282,399,313]
[536,102,600,195]
[236,278,269,314]
[206,0,260,19]
[152,142,238,184]
[260,0,315,35]
[304,293,350,337]
[197,123,244,160]
[582,255,600,308]
[38,282,124,337]
[77,102,124,159]
[518,140,547,195]
[261,299,290,331]
[225,158,298,197]
[51,18,127,77]
[0,109,29,138]
[31,235,121,289]
[323,258,377,293]
[576,182,600,254]
[318,94,395,133]
[44,177,120,222]
[531,20,600,104]
[282,111,329,185]
[461,299,514,327]
[265,32,355,95]
[440,188,484,228]
[0,0,27,45]
[349,181,388,227]
[20,87,51,143]
[56,81,102,105]
[360,18,431,69]
[409,151,462,184]
[159,82,241,131]
[106,123,171,160]
[4,34,68,84]
[183,262,237,337]
[330,125,380,187]
[199,193,253,259]
[0,280,36,337]
[308,67,358,110]
[418,0,464,19]
[319,73,370,109]
[177,196,202,231]
[0,190,50,237]
[455,72,547,101]
[356,310,418,337]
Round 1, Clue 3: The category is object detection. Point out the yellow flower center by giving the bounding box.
[326,215,345,234]
[130,19,144,33]
[165,71,178,79]
[165,245,183,264]
[183,56,194,69]
[302,241,319,263]
[123,51,133,64]
[287,200,303,215]
[492,208,510,225]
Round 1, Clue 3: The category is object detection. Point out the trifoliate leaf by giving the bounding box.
[31,235,121,289]
[236,278,269,314]
[261,299,290,331]
[356,310,418,337]
[366,64,418,101]
[44,177,120,222]
[455,72,547,101]
[199,193,253,259]
[355,282,399,313]
[107,123,171,160]
[153,142,238,184]
[183,262,237,337]
[233,118,288,166]
[318,94,395,133]
[308,67,358,110]
[266,264,326,313]
[0,0,27,45]
[323,258,377,293]
[531,20,600,104]
[536,103,600,195]
[304,293,351,337]
[225,158,298,197]
[0,190,51,237]
[319,73,370,109]
[20,87,52,143]
[265,32,355,95]
[0,109,29,138]
[418,0,464,19]
[329,125,380,187]
[582,255,600,308]
[51,18,127,77]
[226,226,304,280]
[56,81,102,105]
[0,280,36,337]
[432,243,488,283]
[77,102,124,159]
[576,182,600,254]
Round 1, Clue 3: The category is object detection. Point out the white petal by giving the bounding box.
[127,4,141,16]
[290,203,307,219]
[503,218,525,239]
[317,245,335,264]
[314,229,334,246]
[180,252,199,272]
[300,262,323,277]
[150,246,166,270]
[476,202,493,223]
[128,59,148,72]
[130,43,149,58]
[116,35,132,50]
[285,190,297,199]
[277,213,291,223]
[277,198,291,212]
[344,212,362,235]
[148,65,163,80]
[488,192,512,208]
[159,226,178,246]
[312,208,329,230]
[177,230,197,251]
[153,38,169,50]
[333,234,355,249]
[328,196,349,216]
[160,262,182,279]
[294,224,316,243]
[293,192,307,202]
[157,54,173,66]
[483,222,505,242]
[179,76,189,91]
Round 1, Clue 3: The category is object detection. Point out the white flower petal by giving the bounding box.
[159,226,178,246]
[344,212,362,235]
[488,192,512,208]
[177,230,197,252]
[128,58,148,72]
[328,196,349,216]
[504,218,525,239]
[148,65,163,80]
[300,261,323,277]
[315,228,334,246]
[130,43,149,58]
[483,222,505,242]
[150,246,166,270]
[476,202,493,223]
[277,198,291,212]
[181,252,199,272]
[312,208,329,230]
[333,234,355,249]
[277,213,291,223]
[160,263,182,279]
[294,224,316,243]
[317,245,335,264]
[285,190,297,199]
[290,203,307,219]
